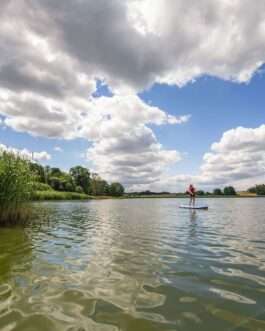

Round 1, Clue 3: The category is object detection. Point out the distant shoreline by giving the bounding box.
[33,191,264,201]
[124,194,262,199]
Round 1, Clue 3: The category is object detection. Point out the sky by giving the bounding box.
[0,0,265,192]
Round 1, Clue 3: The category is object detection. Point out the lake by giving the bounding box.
[1,198,265,331]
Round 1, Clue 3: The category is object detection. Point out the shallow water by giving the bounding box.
[1,198,265,330]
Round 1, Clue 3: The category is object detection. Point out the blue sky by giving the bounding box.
[141,69,265,175]
[1,71,264,183]
[1,1,265,191]
[2,70,265,168]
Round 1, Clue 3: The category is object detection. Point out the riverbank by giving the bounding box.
[32,191,261,201]
[33,190,124,201]
[124,192,259,198]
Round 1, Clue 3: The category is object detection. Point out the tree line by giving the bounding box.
[30,163,125,196]
[0,151,125,225]
[247,184,265,195]
[128,186,238,196]
[211,185,265,196]
[209,186,236,195]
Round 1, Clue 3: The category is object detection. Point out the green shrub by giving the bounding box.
[0,151,34,225]
[32,182,53,191]
[65,182,75,192]
[75,185,84,193]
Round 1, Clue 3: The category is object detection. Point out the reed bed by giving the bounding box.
[0,151,34,225]
[33,190,89,201]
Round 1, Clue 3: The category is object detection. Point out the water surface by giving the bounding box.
[1,198,265,330]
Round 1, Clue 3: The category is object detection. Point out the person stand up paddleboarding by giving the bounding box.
[187,184,196,207]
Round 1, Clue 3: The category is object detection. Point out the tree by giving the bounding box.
[223,186,236,195]
[99,180,109,195]
[255,184,265,195]
[44,166,51,184]
[50,168,63,177]
[47,169,75,192]
[90,174,109,195]
[248,186,257,194]
[49,177,63,191]
[70,166,91,194]
[30,162,45,183]
[102,181,110,195]
[213,188,223,195]
[196,190,205,196]
[109,182,125,196]
[65,181,75,192]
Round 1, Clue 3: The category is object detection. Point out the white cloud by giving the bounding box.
[0,143,51,162]
[128,174,192,193]
[130,124,265,192]
[1,1,265,189]
[54,146,63,152]
[0,90,188,187]
[83,96,184,185]
[127,0,265,86]
[198,125,265,187]
[1,0,265,96]
[17,0,265,91]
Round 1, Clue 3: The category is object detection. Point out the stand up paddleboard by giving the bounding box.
[179,205,208,210]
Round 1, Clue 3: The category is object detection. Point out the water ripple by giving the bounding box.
[1,198,265,330]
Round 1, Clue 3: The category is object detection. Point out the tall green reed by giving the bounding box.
[0,151,34,225]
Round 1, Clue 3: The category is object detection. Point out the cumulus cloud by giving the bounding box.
[128,174,192,193]
[134,124,265,192]
[128,0,265,86]
[5,0,264,92]
[0,143,51,162]
[198,125,265,187]
[1,1,265,188]
[87,131,181,185]
[82,96,184,185]
[0,88,187,186]
[1,1,265,96]
[9,0,264,92]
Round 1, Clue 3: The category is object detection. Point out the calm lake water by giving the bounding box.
[1,198,265,331]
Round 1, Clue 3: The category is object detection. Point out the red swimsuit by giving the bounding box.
[189,186,195,196]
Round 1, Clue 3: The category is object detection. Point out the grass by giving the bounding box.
[0,151,34,225]
[33,191,126,201]
[33,190,90,201]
